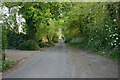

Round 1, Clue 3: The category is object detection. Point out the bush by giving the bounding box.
[39,42,50,48]
[48,41,55,46]
[70,37,84,44]
[52,39,58,43]
[0,61,15,71]
[69,36,119,60]
[39,42,46,48]
[52,34,59,43]
[7,32,26,49]
[18,40,40,50]
[52,37,58,43]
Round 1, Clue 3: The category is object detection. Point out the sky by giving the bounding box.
[0,5,25,32]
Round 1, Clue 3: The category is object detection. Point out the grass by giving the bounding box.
[0,60,15,71]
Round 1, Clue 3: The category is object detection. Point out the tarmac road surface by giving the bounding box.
[4,43,118,78]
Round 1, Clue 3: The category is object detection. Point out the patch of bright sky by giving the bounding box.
[1,5,25,32]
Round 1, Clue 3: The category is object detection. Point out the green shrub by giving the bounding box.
[52,39,58,43]
[70,37,84,44]
[52,37,58,43]
[18,40,40,50]
[46,43,51,47]
[68,37,119,60]
[108,46,120,61]
[7,32,26,49]
[48,41,54,46]
[0,61,15,71]
[2,52,6,61]
[0,61,2,71]
[39,42,51,48]
[52,34,59,43]
[39,42,47,48]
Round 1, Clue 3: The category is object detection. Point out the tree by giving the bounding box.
[62,2,120,59]
[18,2,70,43]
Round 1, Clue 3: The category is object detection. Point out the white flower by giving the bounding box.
[111,42,113,45]
[111,44,113,45]
[105,25,108,27]
[116,38,118,40]
[114,40,116,42]
[114,19,116,21]
[113,34,115,36]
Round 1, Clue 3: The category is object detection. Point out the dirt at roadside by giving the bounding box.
[66,46,118,78]
[5,49,40,62]
[2,49,41,76]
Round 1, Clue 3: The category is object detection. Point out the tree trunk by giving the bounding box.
[2,49,5,61]
[47,36,50,43]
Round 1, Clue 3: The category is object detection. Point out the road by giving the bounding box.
[4,43,118,78]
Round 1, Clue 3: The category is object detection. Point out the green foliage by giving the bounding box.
[48,41,54,46]
[52,39,58,43]
[18,2,66,42]
[0,24,2,49]
[18,40,40,50]
[3,2,119,60]
[3,2,68,51]
[7,32,26,49]
[63,2,120,60]
[52,34,59,43]
[0,61,15,71]
[39,42,50,48]
[2,25,7,50]
[2,52,6,61]
[0,61,1,71]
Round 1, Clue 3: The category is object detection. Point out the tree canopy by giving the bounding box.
[1,2,120,60]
